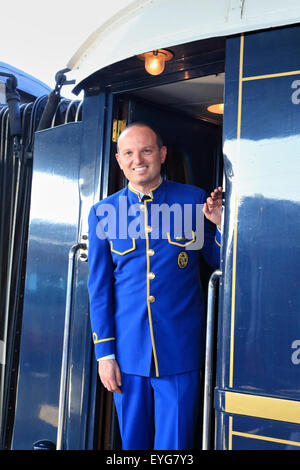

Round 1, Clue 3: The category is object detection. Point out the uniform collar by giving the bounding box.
[128,177,163,202]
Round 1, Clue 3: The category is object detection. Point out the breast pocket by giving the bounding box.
[110,238,136,255]
[166,231,196,248]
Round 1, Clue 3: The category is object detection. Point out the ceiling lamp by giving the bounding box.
[138,49,174,76]
[207,103,224,114]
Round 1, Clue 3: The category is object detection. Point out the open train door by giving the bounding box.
[208,25,300,450]
[10,93,110,450]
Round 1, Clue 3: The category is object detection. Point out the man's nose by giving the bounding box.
[133,151,144,164]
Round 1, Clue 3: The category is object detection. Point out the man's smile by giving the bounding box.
[133,166,148,172]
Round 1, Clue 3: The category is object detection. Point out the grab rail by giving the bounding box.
[202,269,222,450]
[56,240,88,450]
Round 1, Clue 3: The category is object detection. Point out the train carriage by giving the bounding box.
[1,0,300,450]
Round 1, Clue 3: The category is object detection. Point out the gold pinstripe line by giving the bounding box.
[231,430,300,447]
[237,34,244,141]
[229,415,300,449]
[229,34,244,389]
[228,410,300,449]
[243,69,300,81]
[229,416,233,450]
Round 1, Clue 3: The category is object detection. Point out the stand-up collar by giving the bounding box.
[128,177,164,202]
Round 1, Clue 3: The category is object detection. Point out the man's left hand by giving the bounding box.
[203,186,223,228]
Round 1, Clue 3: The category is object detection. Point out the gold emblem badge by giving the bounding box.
[178,251,188,269]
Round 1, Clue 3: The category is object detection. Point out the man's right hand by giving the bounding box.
[98,359,122,394]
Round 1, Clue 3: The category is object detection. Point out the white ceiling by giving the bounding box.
[132,72,225,125]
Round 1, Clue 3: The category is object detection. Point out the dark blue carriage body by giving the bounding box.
[5,24,300,450]
[215,26,300,449]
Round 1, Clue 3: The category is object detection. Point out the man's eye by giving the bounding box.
[143,149,152,154]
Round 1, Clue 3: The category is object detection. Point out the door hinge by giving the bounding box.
[112,119,126,143]
[79,233,88,262]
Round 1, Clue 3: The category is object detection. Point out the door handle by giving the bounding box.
[56,238,88,450]
[202,269,222,450]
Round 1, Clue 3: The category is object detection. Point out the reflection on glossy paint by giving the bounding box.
[38,404,58,428]
[30,171,79,224]
[12,123,85,449]
[223,136,300,202]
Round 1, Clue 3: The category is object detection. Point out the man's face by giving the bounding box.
[115,125,167,192]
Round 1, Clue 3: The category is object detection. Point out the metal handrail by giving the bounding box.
[56,242,87,450]
[202,268,222,450]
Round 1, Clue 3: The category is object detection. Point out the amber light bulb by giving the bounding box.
[138,49,174,76]
[207,103,224,114]
[145,51,165,75]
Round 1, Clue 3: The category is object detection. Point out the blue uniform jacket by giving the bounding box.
[88,179,221,377]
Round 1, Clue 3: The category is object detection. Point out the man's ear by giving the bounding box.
[160,146,167,164]
[115,153,123,170]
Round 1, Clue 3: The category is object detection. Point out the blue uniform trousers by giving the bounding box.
[113,369,201,450]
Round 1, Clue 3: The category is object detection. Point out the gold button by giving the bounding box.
[140,204,145,210]
[148,295,155,303]
[147,249,155,256]
[145,226,152,233]
[148,272,155,279]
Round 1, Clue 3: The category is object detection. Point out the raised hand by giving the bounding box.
[203,186,223,228]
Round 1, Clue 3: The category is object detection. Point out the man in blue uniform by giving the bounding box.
[88,123,222,450]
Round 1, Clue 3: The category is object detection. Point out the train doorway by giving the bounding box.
[95,69,225,450]
[9,35,226,450]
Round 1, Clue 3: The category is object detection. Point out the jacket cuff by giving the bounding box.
[93,334,116,360]
[215,226,221,247]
